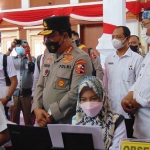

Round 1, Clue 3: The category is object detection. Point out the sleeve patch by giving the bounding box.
[75,60,87,74]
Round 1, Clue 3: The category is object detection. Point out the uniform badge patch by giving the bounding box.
[58,79,65,87]
[75,60,86,74]
[65,46,73,54]
[62,55,75,64]
[47,58,53,63]
[45,69,49,76]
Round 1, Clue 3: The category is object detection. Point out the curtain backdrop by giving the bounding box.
[0,1,149,26]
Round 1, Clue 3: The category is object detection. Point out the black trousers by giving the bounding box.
[125,116,135,138]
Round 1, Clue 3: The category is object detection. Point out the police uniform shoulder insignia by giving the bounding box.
[75,60,86,74]
[90,50,97,59]
[62,55,75,64]
[58,79,65,87]
[65,46,73,54]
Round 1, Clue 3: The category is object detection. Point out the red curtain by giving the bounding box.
[0,1,149,25]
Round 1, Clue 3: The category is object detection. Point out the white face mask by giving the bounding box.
[80,102,103,118]
[112,38,126,50]
[141,27,150,43]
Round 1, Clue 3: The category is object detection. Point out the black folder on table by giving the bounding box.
[7,124,52,150]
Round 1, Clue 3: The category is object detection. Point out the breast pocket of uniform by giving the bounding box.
[54,69,71,90]
[122,67,135,85]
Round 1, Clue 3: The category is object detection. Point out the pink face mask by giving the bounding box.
[80,102,103,118]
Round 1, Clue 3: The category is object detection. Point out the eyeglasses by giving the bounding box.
[141,22,150,28]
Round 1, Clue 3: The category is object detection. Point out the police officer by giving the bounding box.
[31,16,92,126]
[72,30,104,80]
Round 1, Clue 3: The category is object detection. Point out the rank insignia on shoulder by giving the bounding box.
[65,46,73,54]
[108,62,113,65]
[75,60,86,74]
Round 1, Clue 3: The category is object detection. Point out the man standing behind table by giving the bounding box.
[31,16,93,126]
[104,26,143,138]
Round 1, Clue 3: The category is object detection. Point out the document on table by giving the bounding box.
[47,124,104,150]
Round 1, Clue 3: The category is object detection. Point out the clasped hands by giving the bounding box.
[121,98,141,115]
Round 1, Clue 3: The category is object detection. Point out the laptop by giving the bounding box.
[7,124,52,150]
[62,132,94,150]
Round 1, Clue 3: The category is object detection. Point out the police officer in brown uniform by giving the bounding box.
[31,16,93,126]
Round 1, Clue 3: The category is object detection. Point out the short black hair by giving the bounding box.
[72,30,79,38]
[145,7,150,11]
[130,35,140,41]
[116,26,131,37]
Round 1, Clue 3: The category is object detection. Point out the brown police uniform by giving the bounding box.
[31,43,93,124]
[78,44,104,80]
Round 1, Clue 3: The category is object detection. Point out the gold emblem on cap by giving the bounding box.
[43,21,48,29]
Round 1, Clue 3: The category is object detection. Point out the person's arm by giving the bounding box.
[0,76,18,106]
[92,56,104,81]
[103,60,108,94]
[0,104,10,146]
[109,121,127,150]
[0,129,10,146]
[25,46,32,62]
[134,56,143,80]
[32,59,40,97]
[121,91,137,114]
[5,39,16,56]
[0,56,18,106]
[132,83,150,107]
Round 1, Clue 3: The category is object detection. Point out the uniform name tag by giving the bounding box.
[44,64,50,67]
[108,62,113,65]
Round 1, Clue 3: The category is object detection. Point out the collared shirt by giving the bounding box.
[104,48,143,118]
[129,51,150,138]
[0,52,17,86]
[12,56,35,96]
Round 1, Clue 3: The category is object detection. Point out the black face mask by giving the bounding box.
[129,45,138,52]
[45,36,63,53]
[75,39,80,47]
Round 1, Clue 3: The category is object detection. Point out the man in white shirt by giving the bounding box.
[121,7,150,139]
[104,26,143,138]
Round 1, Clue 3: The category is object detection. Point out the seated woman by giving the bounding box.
[72,76,127,150]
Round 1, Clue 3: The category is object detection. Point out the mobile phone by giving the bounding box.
[15,39,22,45]
[21,40,28,47]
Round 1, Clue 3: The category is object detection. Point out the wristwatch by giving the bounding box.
[5,96,11,101]
[47,109,52,115]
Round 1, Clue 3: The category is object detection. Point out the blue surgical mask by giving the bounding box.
[16,46,25,56]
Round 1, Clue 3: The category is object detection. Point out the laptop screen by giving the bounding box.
[7,124,52,150]
[62,132,94,150]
